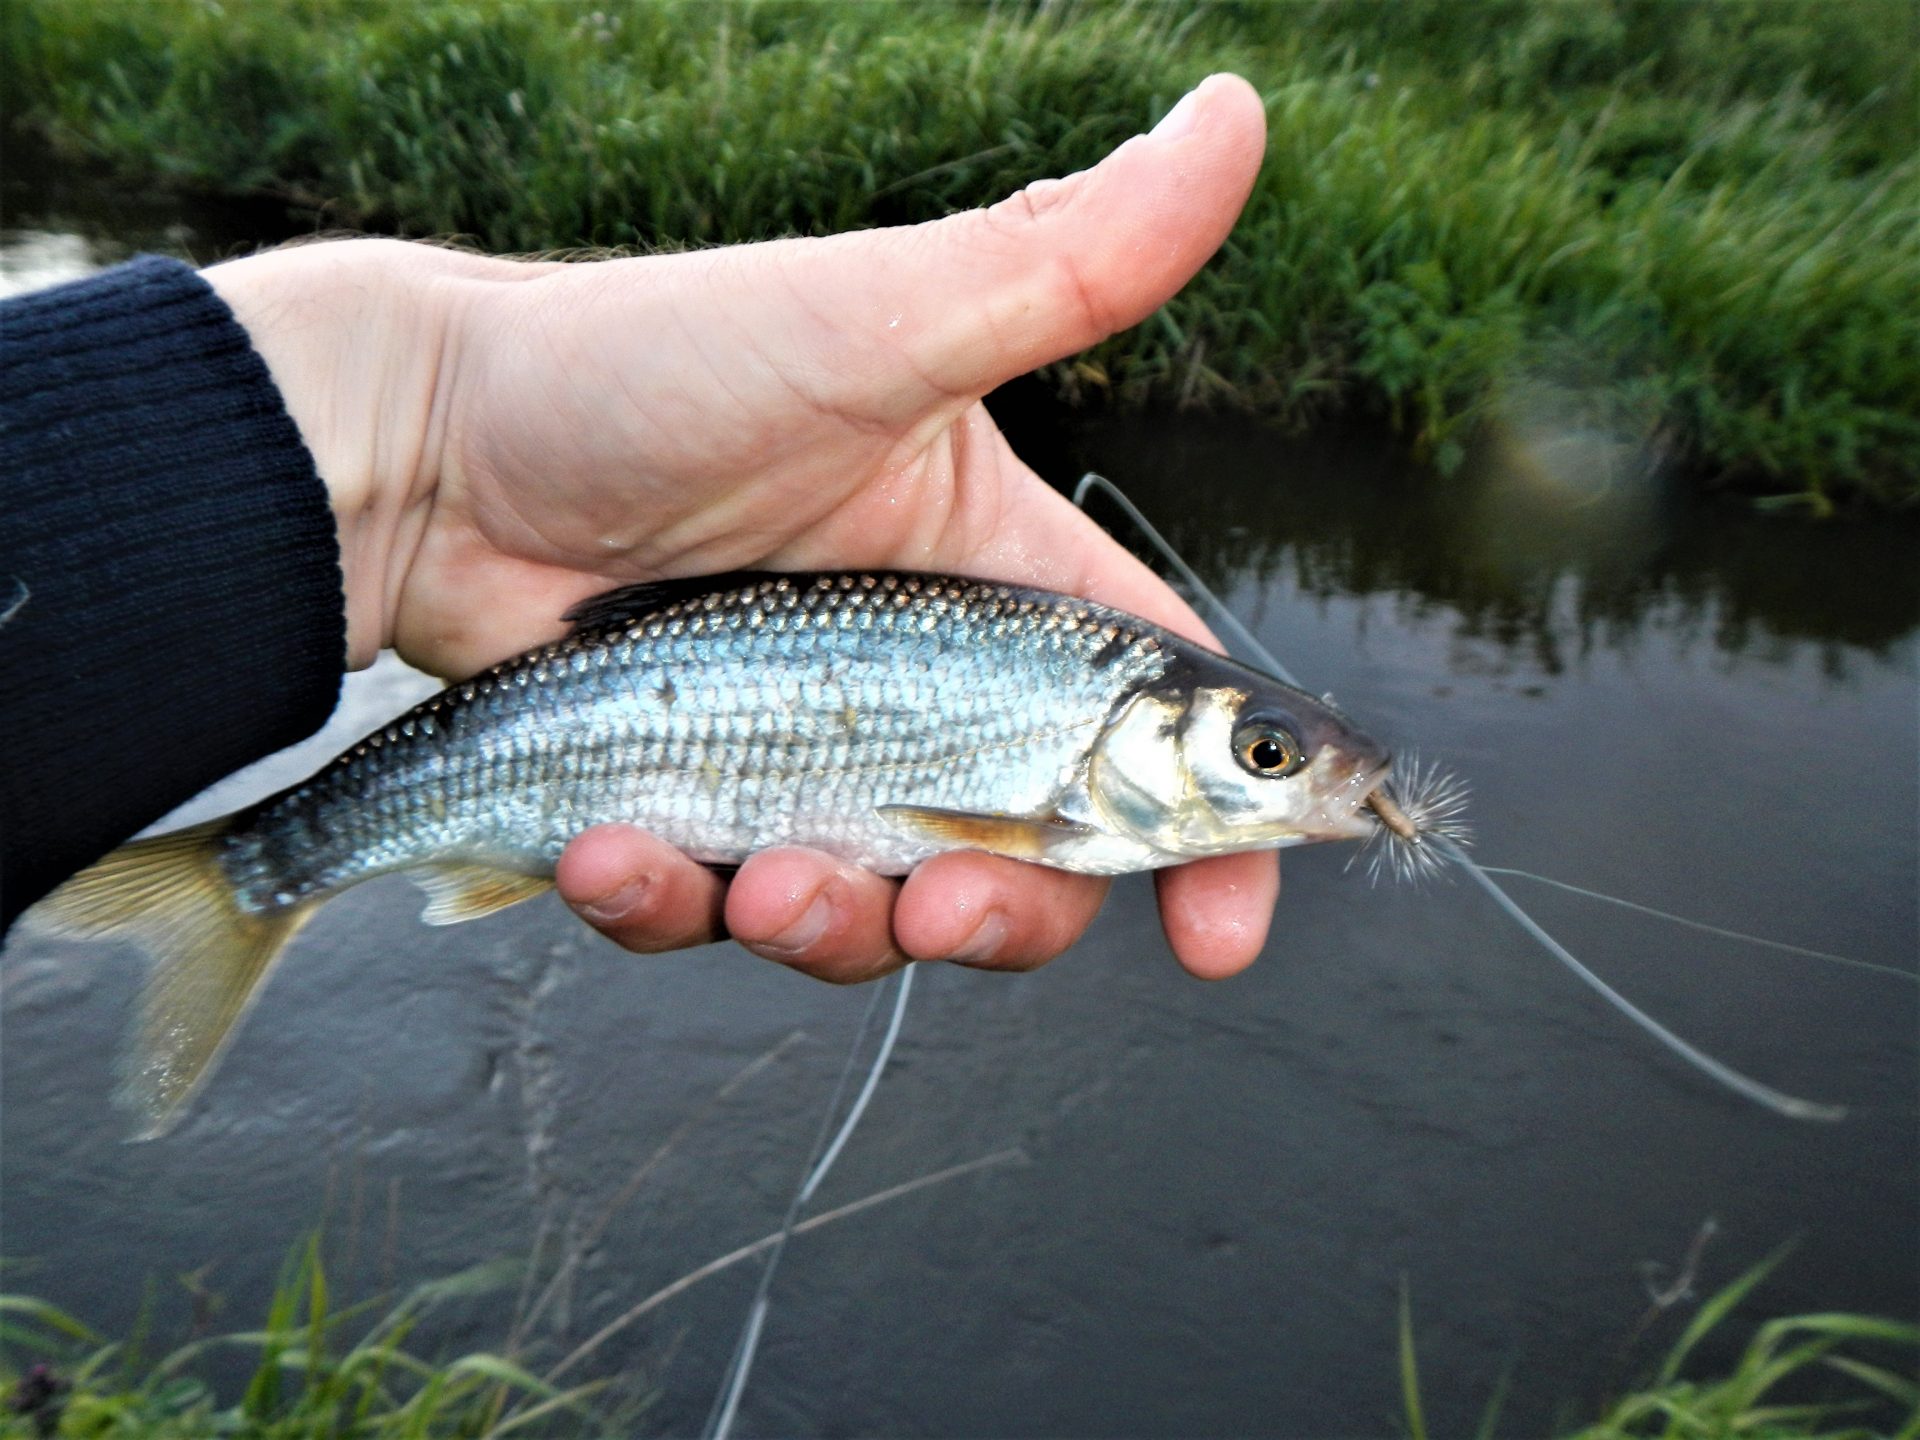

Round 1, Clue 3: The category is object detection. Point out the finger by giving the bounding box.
[893,851,1109,971]
[1154,851,1280,980]
[556,824,728,952]
[795,72,1268,404]
[725,848,909,984]
[523,72,1263,443]
[920,72,1267,391]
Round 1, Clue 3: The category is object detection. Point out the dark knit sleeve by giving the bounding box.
[0,254,346,928]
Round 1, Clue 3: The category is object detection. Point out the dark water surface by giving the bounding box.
[3,209,1916,1436]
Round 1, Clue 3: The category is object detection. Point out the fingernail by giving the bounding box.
[579,876,649,925]
[1149,83,1202,142]
[760,890,834,958]
[949,912,1009,967]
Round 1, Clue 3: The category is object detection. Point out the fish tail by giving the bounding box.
[29,821,318,1139]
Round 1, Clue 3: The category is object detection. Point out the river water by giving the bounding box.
[3,178,1916,1437]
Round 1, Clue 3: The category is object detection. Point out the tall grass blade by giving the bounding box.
[1658,1242,1797,1386]
[1399,1277,1428,1440]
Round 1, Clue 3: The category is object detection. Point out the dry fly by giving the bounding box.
[1355,756,1474,886]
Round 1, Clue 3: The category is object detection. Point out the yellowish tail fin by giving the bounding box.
[28,821,317,1139]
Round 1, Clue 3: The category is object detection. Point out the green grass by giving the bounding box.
[1400,1248,1920,1440]
[7,1236,1913,1438]
[3,0,1917,508]
[0,1239,617,1437]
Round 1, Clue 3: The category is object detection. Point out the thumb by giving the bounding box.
[787,73,1268,402]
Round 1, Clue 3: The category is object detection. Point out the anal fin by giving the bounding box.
[414,864,553,925]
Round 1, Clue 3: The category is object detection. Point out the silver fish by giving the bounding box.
[33,570,1394,1134]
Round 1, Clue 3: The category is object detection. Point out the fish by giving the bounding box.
[30,569,1402,1137]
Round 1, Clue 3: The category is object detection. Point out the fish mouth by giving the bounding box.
[1351,757,1473,855]
[1310,759,1396,842]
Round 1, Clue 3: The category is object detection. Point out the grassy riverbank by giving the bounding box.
[6,1240,1915,1437]
[4,0,1916,508]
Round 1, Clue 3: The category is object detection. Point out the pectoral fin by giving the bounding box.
[415,864,554,925]
[876,805,1096,863]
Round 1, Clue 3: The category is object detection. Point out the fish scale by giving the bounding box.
[220,573,1172,909]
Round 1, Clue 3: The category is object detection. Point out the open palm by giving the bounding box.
[214,75,1281,983]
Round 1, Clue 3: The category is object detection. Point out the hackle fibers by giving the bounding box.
[1354,757,1473,886]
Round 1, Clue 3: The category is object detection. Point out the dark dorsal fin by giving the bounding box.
[561,571,784,634]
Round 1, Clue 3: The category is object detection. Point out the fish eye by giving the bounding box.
[1233,722,1305,778]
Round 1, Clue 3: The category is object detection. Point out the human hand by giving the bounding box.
[204,74,1276,983]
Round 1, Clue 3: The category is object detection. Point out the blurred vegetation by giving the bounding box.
[1399,1249,1920,1440]
[3,0,1916,509]
[6,1236,1914,1437]
[0,1238,627,1437]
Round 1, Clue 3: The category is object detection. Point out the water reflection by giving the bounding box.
[0,229,120,299]
[0,131,297,299]
[1046,409,1919,670]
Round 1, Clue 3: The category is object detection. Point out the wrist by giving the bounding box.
[204,239,455,668]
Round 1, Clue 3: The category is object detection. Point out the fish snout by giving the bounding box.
[1306,736,1394,842]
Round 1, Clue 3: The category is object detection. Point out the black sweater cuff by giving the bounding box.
[0,254,345,925]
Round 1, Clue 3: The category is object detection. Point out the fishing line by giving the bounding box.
[1072,470,1848,1122]
[1477,867,1909,983]
[1071,472,1305,690]
[1444,837,1842,1121]
[704,964,917,1440]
